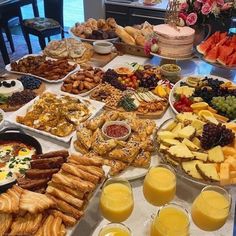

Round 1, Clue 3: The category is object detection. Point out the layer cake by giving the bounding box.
[153,24,195,58]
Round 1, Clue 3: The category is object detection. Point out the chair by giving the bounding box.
[21,0,64,53]
[0,28,10,65]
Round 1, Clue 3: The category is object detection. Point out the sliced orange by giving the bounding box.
[191,102,209,111]
[212,113,229,123]
[208,106,218,114]
[198,110,214,118]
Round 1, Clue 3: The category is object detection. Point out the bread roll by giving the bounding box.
[124,26,141,38]
[115,26,136,45]
[135,33,146,47]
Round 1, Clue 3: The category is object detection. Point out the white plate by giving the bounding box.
[6,91,105,143]
[169,75,231,114]
[69,28,119,43]
[150,52,194,61]
[5,54,80,83]
[60,68,103,97]
[70,133,159,180]
[61,84,100,97]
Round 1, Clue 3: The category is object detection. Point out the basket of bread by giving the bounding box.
[114,21,153,57]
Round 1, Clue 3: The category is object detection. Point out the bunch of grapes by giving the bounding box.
[203,77,224,89]
[211,96,236,120]
[139,74,158,89]
[201,123,235,150]
[194,77,236,104]
[102,69,126,91]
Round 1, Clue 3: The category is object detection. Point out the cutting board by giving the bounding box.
[89,52,118,67]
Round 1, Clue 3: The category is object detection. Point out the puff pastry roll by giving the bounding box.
[76,126,93,149]
[0,213,12,236]
[62,163,100,184]
[46,194,83,220]
[46,186,84,209]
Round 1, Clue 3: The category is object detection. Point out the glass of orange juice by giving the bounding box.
[99,223,132,236]
[99,178,134,223]
[191,185,231,231]
[150,203,190,236]
[143,164,176,206]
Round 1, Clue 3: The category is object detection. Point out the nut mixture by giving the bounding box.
[90,83,122,108]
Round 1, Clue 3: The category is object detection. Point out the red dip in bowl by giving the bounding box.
[105,124,129,138]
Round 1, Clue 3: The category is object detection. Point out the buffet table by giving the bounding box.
[2,54,236,236]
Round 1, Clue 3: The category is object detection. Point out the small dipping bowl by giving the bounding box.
[102,121,131,141]
[93,41,113,54]
[161,64,181,83]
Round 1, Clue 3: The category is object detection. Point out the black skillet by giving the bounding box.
[0,127,42,193]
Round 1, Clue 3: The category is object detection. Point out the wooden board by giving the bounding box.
[113,42,151,58]
[88,52,118,67]
[104,102,169,119]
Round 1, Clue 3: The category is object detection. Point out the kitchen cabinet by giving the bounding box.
[129,8,165,25]
[105,3,165,26]
[105,4,129,26]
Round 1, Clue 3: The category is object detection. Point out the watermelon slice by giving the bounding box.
[223,38,232,46]
[220,32,227,41]
[218,36,229,46]
[231,35,236,43]
[214,31,221,43]
[226,52,236,67]
[197,36,216,55]
[217,46,234,65]
[205,45,219,63]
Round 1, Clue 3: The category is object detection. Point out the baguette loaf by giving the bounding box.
[124,26,140,38]
[115,26,136,45]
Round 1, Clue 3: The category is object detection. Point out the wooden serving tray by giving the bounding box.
[113,42,151,58]
[104,103,169,119]
[0,82,46,112]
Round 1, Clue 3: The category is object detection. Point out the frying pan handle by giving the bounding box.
[0,127,25,134]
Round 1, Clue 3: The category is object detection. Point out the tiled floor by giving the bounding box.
[21,0,84,27]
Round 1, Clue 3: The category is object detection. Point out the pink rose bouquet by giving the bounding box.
[178,0,234,26]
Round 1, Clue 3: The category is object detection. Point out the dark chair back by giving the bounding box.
[43,0,64,28]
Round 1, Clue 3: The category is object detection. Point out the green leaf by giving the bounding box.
[7,172,13,177]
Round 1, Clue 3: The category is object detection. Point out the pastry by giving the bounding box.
[0,213,12,235]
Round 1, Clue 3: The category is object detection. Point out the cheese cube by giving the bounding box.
[225,156,236,170]
[230,171,236,178]
[222,147,236,157]
[219,163,230,186]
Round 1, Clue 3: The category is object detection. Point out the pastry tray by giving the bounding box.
[6,91,105,143]
[5,54,80,83]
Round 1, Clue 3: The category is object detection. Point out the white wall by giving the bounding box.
[83,0,105,20]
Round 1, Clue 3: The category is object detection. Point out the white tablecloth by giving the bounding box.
[3,54,235,236]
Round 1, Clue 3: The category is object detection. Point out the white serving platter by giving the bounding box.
[60,68,103,97]
[69,28,119,44]
[5,54,80,83]
[169,75,231,114]
[70,133,159,181]
[6,91,105,143]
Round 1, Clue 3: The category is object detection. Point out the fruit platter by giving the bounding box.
[90,63,172,118]
[156,112,236,186]
[70,111,158,180]
[0,76,45,112]
[169,75,236,121]
[196,31,236,69]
